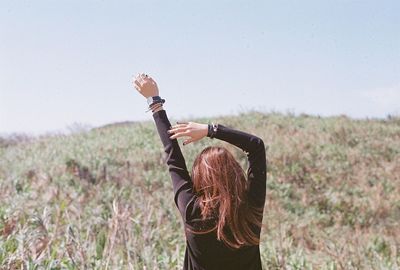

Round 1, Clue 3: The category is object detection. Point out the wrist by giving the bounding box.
[145,96,165,113]
[201,124,208,137]
[207,122,218,138]
[147,95,164,106]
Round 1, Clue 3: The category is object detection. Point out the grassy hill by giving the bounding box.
[1,110,399,269]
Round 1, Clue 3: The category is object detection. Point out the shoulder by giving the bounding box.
[183,196,202,223]
[184,197,217,230]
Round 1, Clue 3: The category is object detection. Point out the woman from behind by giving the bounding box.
[133,73,267,270]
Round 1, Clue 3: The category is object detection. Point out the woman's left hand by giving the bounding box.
[133,73,159,98]
[168,122,209,145]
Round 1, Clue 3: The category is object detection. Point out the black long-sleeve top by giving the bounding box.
[152,109,267,270]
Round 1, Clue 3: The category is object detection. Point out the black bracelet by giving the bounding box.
[145,99,165,113]
[207,122,218,138]
[149,98,165,107]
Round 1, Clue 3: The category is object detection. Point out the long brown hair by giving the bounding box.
[190,146,264,249]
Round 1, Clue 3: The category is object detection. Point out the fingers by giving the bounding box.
[183,138,196,145]
[134,73,156,86]
[168,121,192,139]
[171,121,189,129]
[168,129,189,139]
[169,131,196,146]
[171,124,187,129]
[167,121,197,145]
[169,133,182,140]
[168,123,189,134]
[135,73,145,84]
[139,73,151,82]
[133,80,142,89]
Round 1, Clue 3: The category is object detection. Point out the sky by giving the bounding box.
[1,0,399,136]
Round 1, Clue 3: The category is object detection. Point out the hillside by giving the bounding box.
[1,110,399,269]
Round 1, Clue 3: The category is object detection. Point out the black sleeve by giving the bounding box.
[208,123,267,208]
[152,109,195,219]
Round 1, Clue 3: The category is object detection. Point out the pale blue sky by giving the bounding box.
[1,0,399,136]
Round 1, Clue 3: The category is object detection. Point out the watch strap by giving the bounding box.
[147,96,164,106]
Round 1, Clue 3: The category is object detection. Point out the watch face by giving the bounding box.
[147,96,155,104]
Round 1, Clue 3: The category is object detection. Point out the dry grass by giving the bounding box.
[0,110,399,269]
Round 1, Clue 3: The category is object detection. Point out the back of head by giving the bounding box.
[191,146,262,249]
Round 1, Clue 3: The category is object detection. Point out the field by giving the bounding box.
[1,110,399,269]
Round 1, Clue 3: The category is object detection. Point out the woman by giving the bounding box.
[133,73,267,270]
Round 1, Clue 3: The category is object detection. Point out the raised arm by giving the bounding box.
[133,73,195,218]
[207,123,267,208]
[152,109,197,215]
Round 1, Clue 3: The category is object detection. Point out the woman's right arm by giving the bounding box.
[207,123,267,208]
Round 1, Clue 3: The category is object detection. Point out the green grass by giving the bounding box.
[1,110,399,269]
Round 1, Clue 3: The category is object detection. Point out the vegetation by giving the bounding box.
[1,110,399,269]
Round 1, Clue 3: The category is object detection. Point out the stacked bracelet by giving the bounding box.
[207,122,218,138]
[147,96,165,106]
[145,97,165,113]
[150,103,164,113]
